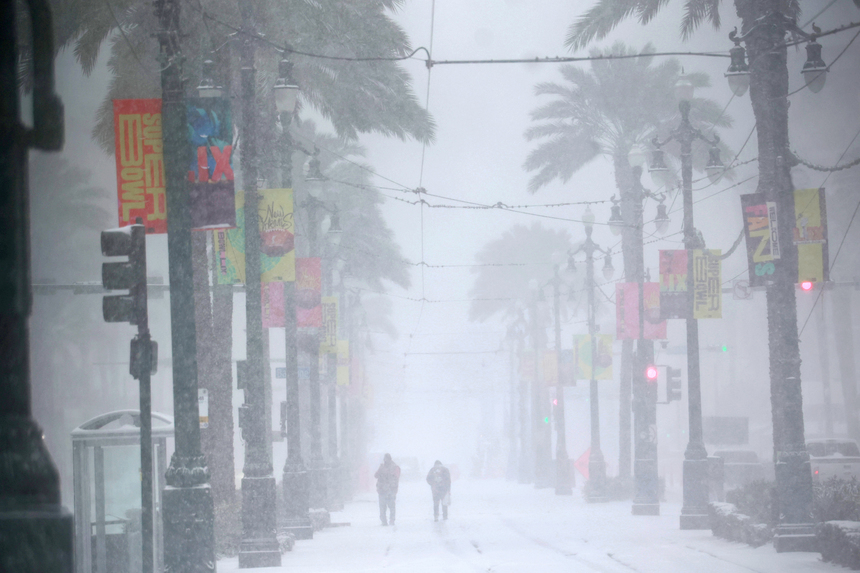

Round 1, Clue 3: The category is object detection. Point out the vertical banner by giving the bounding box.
[616,283,667,339]
[337,340,350,386]
[794,188,829,283]
[262,282,286,328]
[692,250,722,319]
[741,193,780,287]
[320,297,339,353]
[214,189,296,284]
[296,258,322,327]
[659,250,688,319]
[573,334,613,380]
[113,99,167,233]
[186,97,236,229]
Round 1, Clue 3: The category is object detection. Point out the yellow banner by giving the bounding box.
[692,249,721,319]
[214,189,296,284]
[794,188,828,283]
[574,334,613,380]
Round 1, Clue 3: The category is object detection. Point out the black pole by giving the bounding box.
[553,271,573,495]
[0,0,73,568]
[237,1,280,565]
[506,331,518,480]
[280,111,313,539]
[630,167,659,515]
[531,295,550,488]
[517,325,532,484]
[325,260,343,511]
[583,231,607,501]
[133,221,154,573]
[675,102,708,529]
[306,200,328,510]
[154,0,216,567]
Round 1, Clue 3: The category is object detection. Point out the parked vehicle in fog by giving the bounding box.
[807,439,860,482]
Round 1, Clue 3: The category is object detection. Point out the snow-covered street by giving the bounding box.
[219,479,835,573]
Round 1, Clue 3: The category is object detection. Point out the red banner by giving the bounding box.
[262,283,285,328]
[113,99,167,233]
[616,283,667,340]
[296,258,322,327]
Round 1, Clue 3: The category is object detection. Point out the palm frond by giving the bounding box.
[636,0,672,25]
[681,0,722,40]
[565,0,641,51]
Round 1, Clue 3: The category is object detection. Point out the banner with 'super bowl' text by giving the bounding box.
[113,99,167,233]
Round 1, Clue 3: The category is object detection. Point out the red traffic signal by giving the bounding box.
[645,364,659,381]
[800,281,814,291]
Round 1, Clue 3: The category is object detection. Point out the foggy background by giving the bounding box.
[29,0,860,507]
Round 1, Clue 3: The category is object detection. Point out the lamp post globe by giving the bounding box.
[628,144,647,169]
[674,72,695,102]
[725,34,750,97]
[197,59,223,98]
[602,255,614,281]
[582,205,596,232]
[274,58,300,114]
[802,39,827,93]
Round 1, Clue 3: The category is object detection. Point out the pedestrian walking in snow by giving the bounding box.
[426,460,451,521]
[375,453,400,526]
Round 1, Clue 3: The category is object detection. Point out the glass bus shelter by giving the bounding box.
[72,410,173,573]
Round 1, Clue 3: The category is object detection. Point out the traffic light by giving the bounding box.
[101,221,156,379]
[101,223,146,324]
[666,367,682,402]
[800,280,814,291]
[645,364,659,382]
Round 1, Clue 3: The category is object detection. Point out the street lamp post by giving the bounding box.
[0,1,73,570]
[616,147,672,515]
[303,154,330,514]
[274,59,314,540]
[547,253,573,495]
[154,0,217,568]
[528,279,552,488]
[237,4,280,566]
[570,208,613,501]
[323,216,344,511]
[649,74,720,528]
[516,306,533,484]
[506,318,525,481]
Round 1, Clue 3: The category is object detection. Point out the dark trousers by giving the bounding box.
[379,491,396,524]
[432,491,448,519]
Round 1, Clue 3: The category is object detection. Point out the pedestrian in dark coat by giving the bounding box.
[426,460,451,521]
[374,453,400,525]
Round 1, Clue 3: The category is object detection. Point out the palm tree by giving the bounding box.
[563,0,860,544]
[523,42,730,478]
[469,222,574,323]
[48,0,431,520]
[47,0,435,151]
